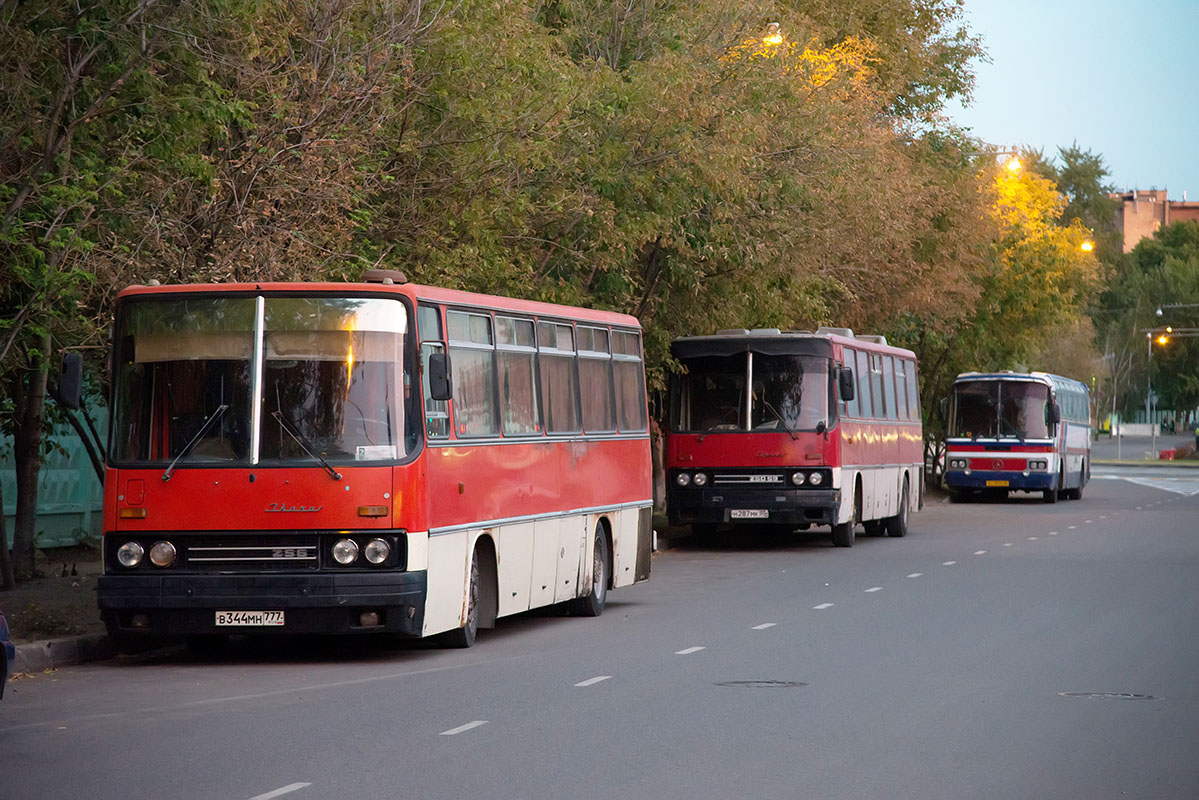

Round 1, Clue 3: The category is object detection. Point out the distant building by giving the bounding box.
[1112,189,1199,252]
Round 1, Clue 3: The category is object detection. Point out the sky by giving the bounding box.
[948,0,1199,199]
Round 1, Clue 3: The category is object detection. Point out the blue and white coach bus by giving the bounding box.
[943,371,1091,503]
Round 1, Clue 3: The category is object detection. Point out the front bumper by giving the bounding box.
[98,571,427,636]
[944,470,1055,491]
[667,487,841,526]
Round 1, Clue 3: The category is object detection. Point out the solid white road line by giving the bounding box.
[248,784,311,800]
[440,721,488,736]
[813,603,835,610]
[574,676,612,687]
[675,646,706,655]
[865,587,882,593]
[752,623,777,630]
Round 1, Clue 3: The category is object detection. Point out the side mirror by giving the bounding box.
[428,352,453,401]
[1047,403,1061,425]
[56,352,83,409]
[838,367,855,402]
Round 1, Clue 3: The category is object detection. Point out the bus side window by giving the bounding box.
[843,351,860,418]
[870,354,886,420]
[882,357,897,421]
[613,330,648,432]
[539,322,581,433]
[906,360,920,420]
[856,349,873,418]
[447,310,500,437]
[893,357,909,420]
[579,325,616,432]
[419,304,450,439]
[496,316,540,436]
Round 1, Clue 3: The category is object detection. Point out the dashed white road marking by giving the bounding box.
[248,785,311,800]
[865,587,882,593]
[1003,543,1013,547]
[574,676,612,687]
[752,623,776,630]
[1084,520,1093,524]
[907,573,923,578]
[942,561,957,566]
[675,646,706,655]
[1068,525,1078,530]
[974,550,987,555]
[813,603,835,610]
[1049,531,1058,535]
[1028,536,1039,541]
[441,721,488,736]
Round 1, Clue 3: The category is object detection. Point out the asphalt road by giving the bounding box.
[3,468,1197,800]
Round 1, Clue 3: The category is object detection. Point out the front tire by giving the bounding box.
[831,489,858,547]
[572,527,609,617]
[443,551,480,648]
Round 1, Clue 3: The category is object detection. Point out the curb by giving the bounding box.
[13,633,114,673]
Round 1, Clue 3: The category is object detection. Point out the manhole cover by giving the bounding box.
[714,680,808,689]
[1057,692,1160,700]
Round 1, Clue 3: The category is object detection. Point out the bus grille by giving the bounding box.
[714,473,786,485]
[182,535,320,572]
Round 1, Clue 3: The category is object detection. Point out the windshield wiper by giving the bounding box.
[758,398,800,441]
[162,404,229,481]
[272,410,342,481]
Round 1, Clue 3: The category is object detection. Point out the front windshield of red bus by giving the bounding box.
[949,380,1050,440]
[670,353,831,433]
[112,295,416,465]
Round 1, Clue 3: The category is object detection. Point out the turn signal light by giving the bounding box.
[119,508,148,519]
[358,505,388,517]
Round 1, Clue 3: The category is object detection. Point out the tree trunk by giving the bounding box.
[0,481,14,590]
[10,331,52,580]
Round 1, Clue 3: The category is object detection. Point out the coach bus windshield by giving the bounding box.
[670,353,831,433]
[949,380,1050,440]
[112,295,417,465]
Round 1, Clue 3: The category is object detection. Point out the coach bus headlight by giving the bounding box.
[117,541,144,568]
[807,471,823,486]
[333,538,360,565]
[675,473,692,487]
[149,540,177,568]
[791,472,806,486]
[1029,460,1047,470]
[693,472,709,487]
[364,538,391,565]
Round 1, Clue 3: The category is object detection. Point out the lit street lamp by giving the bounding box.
[1156,302,1199,316]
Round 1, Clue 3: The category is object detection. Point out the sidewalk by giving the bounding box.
[1091,432,1199,464]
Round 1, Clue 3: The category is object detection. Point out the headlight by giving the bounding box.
[693,472,708,487]
[364,538,391,565]
[332,538,360,565]
[808,471,823,486]
[149,540,176,567]
[675,473,692,487]
[117,541,144,568]
[791,471,806,486]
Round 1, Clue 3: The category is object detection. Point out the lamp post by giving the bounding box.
[1147,332,1156,458]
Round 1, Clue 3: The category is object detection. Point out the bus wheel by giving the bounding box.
[886,478,909,538]
[572,526,609,617]
[863,521,886,537]
[443,552,480,648]
[1042,484,1058,504]
[831,495,857,548]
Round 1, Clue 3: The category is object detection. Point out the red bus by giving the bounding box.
[666,327,923,546]
[98,271,652,647]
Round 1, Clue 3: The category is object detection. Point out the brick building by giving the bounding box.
[1113,189,1199,252]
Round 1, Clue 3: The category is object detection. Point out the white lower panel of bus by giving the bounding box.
[420,505,650,637]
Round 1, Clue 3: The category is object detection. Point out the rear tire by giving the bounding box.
[571,527,609,617]
[443,551,479,648]
[886,478,910,538]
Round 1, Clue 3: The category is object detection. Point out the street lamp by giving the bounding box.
[1005,156,1021,174]
[763,22,783,46]
[1080,240,1094,252]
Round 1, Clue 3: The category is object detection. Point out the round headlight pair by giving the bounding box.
[332,538,391,566]
[675,472,708,487]
[117,540,176,568]
[792,471,824,486]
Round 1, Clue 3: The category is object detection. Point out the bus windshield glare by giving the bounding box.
[950,380,1050,440]
[112,295,417,465]
[671,353,831,433]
